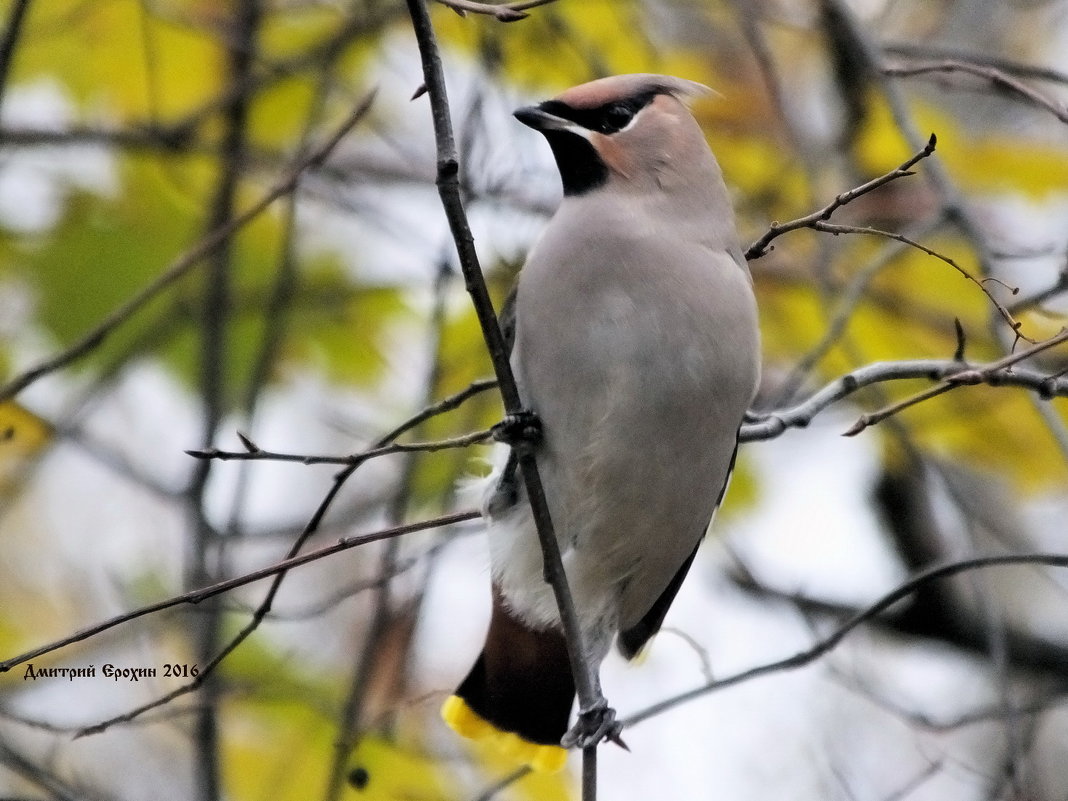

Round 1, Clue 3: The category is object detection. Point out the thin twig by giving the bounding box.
[379,378,499,443]
[196,344,1068,478]
[0,511,479,676]
[843,328,1068,436]
[622,553,1068,728]
[884,59,1068,125]
[741,351,1068,443]
[812,221,1028,340]
[76,380,494,735]
[405,0,612,779]
[73,373,487,738]
[187,377,497,467]
[882,42,1068,87]
[0,89,379,403]
[826,0,1068,465]
[187,428,493,465]
[744,133,937,261]
[768,217,945,408]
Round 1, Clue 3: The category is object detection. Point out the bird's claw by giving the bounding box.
[561,703,627,751]
[492,409,543,447]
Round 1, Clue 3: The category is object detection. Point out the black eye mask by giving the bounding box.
[538,91,659,135]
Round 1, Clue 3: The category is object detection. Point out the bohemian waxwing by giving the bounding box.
[442,73,761,773]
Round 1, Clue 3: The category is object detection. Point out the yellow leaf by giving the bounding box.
[0,401,53,489]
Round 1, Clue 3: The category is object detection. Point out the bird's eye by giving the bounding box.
[600,102,636,133]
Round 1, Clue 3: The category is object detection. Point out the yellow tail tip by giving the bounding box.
[440,695,568,774]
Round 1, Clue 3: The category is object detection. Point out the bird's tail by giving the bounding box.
[441,587,574,773]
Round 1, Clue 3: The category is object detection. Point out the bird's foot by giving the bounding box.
[562,702,628,751]
[492,409,543,447]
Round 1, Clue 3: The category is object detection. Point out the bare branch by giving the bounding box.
[188,343,1068,498]
[0,510,479,676]
[825,0,1068,468]
[77,375,494,736]
[405,0,615,777]
[187,428,493,465]
[843,328,1068,436]
[623,553,1068,728]
[376,377,498,443]
[882,42,1068,87]
[0,89,379,403]
[884,59,1068,126]
[744,133,937,261]
[742,349,1068,443]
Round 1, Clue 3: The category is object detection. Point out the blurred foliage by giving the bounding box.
[1,0,1067,799]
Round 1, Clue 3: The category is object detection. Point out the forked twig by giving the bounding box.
[744,133,937,260]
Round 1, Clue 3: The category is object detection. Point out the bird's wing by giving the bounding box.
[617,442,739,659]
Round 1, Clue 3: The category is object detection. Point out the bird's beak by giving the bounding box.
[513,105,577,134]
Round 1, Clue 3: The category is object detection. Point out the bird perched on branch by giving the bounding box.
[442,73,761,773]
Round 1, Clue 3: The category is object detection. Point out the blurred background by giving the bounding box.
[1,0,1068,799]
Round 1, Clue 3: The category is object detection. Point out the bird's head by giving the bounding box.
[514,73,715,197]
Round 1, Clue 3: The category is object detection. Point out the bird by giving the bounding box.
[441,73,761,773]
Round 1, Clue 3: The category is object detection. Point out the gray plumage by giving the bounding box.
[448,74,760,758]
[491,73,760,656]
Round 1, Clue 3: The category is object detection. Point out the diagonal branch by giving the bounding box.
[881,42,1068,87]
[744,133,937,260]
[186,428,493,465]
[884,59,1068,126]
[741,348,1068,443]
[842,328,1068,436]
[0,510,479,677]
[68,380,496,735]
[623,553,1068,728]
[823,0,1068,466]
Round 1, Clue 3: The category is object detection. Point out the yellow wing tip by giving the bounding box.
[440,695,568,774]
